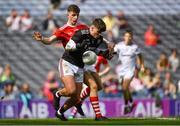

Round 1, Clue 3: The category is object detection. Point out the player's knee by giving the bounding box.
[90,83,98,91]
[67,88,76,96]
[122,84,128,90]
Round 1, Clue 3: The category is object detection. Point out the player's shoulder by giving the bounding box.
[131,42,139,48]
[77,23,89,29]
[115,41,124,48]
[118,41,124,45]
[58,24,69,31]
[98,55,106,61]
[75,29,89,36]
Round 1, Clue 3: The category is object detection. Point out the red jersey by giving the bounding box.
[53,23,88,48]
[144,31,159,46]
[95,56,108,72]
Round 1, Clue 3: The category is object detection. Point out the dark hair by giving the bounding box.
[92,18,106,33]
[67,4,80,13]
[171,48,177,53]
[124,29,133,36]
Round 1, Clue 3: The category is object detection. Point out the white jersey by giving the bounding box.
[114,41,140,78]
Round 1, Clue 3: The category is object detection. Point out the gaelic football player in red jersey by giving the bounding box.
[33,4,88,121]
[33,4,88,48]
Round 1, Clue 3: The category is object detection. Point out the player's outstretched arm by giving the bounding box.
[137,54,145,72]
[99,64,111,77]
[32,31,57,45]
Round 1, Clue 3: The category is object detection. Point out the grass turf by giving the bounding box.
[0,118,180,125]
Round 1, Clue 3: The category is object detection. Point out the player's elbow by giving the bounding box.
[46,38,54,44]
[106,66,111,73]
[90,84,98,91]
[45,35,57,44]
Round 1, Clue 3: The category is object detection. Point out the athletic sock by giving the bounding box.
[57,108,62,115]
[129,102,133,107]
[71,107,77,117]
[71,87,90,117]
[90,96,102,118]
[123,90,129,105]
[80,87,90,101]
[124,104,129,108]
[59,104,67,114]
[128,91,133,103]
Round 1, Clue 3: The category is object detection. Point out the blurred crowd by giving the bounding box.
[0,64,62,107]
[5,8,61,33]
[1,2,180,105]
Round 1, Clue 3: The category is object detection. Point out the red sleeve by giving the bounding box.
[79,24,89,30]
[99,56,108,65]
[53,28,62,39]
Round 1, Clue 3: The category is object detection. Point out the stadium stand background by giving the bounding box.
[0,0,180,95]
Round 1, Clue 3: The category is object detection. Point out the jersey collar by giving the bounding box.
[66,22,77,27]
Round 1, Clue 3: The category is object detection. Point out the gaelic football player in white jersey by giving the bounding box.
[114,30,145,114]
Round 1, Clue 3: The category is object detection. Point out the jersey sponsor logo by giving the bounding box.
[81,29,89,35]
[66,31,73,36]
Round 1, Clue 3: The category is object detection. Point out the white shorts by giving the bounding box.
[118,70,134,80]
[84,64,96,72]
[58,59,84,83]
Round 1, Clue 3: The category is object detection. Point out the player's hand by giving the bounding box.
[108,42,115,50]
[65,39,77,51]
[140,65,145,73]
[107,43,115,60]
[32,32,43,41]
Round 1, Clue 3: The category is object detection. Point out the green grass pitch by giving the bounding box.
[0,118,180,125]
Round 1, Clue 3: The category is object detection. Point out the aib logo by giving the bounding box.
[1,101,18,118]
